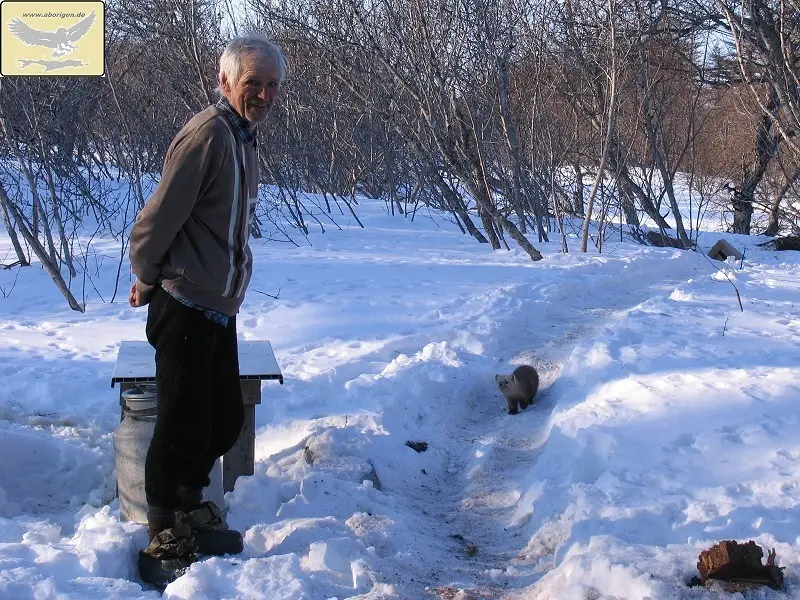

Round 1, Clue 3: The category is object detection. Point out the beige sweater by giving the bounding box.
[130,105,259,316]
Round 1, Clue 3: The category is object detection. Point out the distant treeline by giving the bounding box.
[1,0,800,309]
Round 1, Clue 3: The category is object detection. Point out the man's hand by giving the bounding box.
[129,282,148,307]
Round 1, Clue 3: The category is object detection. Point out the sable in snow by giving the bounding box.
[495,365,539,415]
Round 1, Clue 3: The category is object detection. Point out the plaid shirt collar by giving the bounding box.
[216,96,256,147]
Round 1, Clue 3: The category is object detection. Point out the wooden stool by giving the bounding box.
[111,340,283,492]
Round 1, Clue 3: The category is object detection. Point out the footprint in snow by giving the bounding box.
[664,432,700,453]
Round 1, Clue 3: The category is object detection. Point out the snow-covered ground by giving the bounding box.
[1,199,799,599]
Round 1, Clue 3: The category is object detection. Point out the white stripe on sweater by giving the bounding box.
[222,125,241,298]
[235,144,254,299]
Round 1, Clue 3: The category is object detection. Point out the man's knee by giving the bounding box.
[152,410,214,463]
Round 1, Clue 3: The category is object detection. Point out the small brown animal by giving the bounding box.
[495,365,539,415]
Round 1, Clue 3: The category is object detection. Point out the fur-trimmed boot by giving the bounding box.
[138,507,197,588]
[177,487,243,556]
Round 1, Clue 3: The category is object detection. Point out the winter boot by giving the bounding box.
[138,507,197,588]
[178,494,243,556]
[138,522,197,588]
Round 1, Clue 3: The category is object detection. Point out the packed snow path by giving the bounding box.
[350,252,704,598]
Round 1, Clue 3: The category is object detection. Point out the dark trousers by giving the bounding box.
[144,286,245,511]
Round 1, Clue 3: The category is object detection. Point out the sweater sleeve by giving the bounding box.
[129,123,224,297]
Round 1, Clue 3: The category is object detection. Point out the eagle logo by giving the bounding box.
[8,10,95,59]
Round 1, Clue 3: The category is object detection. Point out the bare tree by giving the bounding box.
[251,0,544,260]
[715,0,800,233]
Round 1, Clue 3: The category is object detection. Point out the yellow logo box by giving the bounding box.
[1,0,105,76]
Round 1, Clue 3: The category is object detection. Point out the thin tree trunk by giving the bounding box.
[572,160,585,215]
[615,174,642,226]
[38,138,78,277]
[731,189,755,234]
[456,101,543,260]
[497,57,527,234]
[733,89,781,235]
[106,69,146,210]
[497,56,550,242]
[0,182,83,311]
[640,99,690,244]
[552,167,569,253]
[479,206,501,249]
[0,118,59,258]
[764,165,800,235]
[0,199,29,266]
[582,7,618,254]
[431,171,488,242]
[469,182,542,259]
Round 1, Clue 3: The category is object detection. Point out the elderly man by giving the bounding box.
[129,34,285,586]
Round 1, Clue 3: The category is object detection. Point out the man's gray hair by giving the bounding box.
[217,34,286,92]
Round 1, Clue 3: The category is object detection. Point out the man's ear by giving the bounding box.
[219,73,230,93]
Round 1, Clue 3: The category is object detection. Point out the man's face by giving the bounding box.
[222,52,281,124]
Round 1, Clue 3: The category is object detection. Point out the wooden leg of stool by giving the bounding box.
[223,381,259,492]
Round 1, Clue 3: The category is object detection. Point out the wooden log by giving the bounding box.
[645,230,690,249]
[758,235,800,251]
[697,540,784,590]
